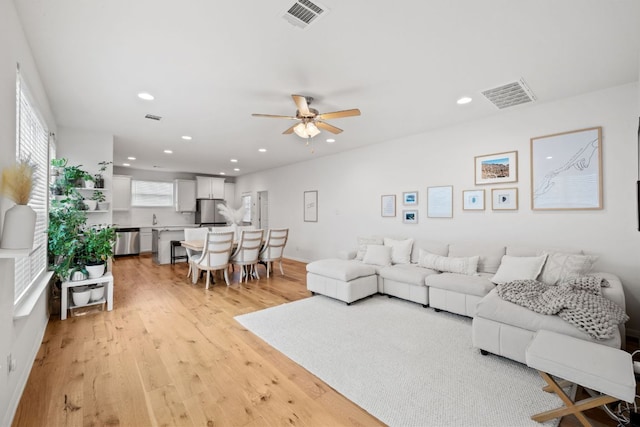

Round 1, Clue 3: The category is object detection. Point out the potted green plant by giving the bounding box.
[83,172,95,189]
[82,224,116,278]
[62,164,87,189]
[94,161,112,189]
[48,202,87,281]
[91,190,109,210]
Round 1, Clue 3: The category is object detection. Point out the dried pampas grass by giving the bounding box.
[1,160,34,205]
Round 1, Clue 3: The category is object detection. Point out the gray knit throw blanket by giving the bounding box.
[496,276,628,340]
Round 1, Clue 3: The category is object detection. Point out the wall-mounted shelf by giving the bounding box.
[74,187,110,191]
[87,210,109,213]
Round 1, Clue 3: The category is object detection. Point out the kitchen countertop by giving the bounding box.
[114,224,200,230]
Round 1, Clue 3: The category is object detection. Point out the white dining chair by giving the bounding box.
[230,229,264,283]
[184,227,210,281]
[192,231,235,289]
[258,228,289,278]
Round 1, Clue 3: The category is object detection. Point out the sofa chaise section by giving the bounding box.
[306,259,378,304]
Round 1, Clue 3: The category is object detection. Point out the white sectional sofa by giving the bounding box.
[305,237,628,365]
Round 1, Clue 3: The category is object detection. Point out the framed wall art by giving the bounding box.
[462,189,485,211]
[381,194,396,217]
[530,127,602,210]
[403,191,418,206]
[303,190,318,222]
[403,210,418,224]
[427,186,453,218]
[492,188,518,210]
[475,151,518,185]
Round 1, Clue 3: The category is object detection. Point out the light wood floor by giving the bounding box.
[13,255,620,427]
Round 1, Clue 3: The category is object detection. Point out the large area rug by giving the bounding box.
[235,295,563,427]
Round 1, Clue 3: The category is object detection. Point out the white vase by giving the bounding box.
[84,180,95,189]
[86,263,105,279]
[1,204,36,249]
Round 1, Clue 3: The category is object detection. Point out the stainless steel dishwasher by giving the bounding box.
[114,227,141,256]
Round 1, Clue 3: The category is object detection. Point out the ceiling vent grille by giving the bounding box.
[145,114,162,121]
[481,79,536,110]
[282,0,329,29]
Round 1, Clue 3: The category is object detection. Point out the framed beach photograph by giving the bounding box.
[462,189,485,211]
[303,190,318,222]
[402,210,418,224]
[403,191,418,206]
[381,194,396,217]
[492,188,518,210]
[475,151,518,185]
[530,127,602,210]
[427,186,453,218]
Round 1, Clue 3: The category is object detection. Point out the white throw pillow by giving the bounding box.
[356,236,384,260]
[383,237,414,264]
[539,251,597,285]
[362,244,392,266]
[491,254,548,285]
[418,249,478,276]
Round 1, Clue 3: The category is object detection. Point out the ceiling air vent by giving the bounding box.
[481,79,536,110]
[282,0,329,29]
[145,114,162,121]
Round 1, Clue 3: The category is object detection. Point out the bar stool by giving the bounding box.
[170,240,188,264]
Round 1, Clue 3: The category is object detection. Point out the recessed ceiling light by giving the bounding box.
[258,148,267,153]
[181,136,192,140]
[456,96,473,105]
[546,156,553,159]
[123,163,130,167]
[219,172,226,175]
[127,156,136,160]
[230,159,238,163]
[164,149,173,154]
[326,138,335,143]
[137,92,154,101]
[233,168,240,172]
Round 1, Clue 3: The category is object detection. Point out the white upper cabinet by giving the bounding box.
[112,175,131,211]
[174,179,196,212]
[196,176,225,199]
[224,182,236,208]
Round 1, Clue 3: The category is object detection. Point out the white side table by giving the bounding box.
[60,272,114,320]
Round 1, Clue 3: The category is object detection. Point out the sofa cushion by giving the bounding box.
[506,246,583,257]
[475,289,620,347]
[491,254,548,285]
[306,259,377,281]
[362,245,392,266]
[379,264,438,286]
[539,251,597,285]
[426,272,495,297]
[418,250,478,276]
[355,236,384,260]
[384,237,414,264]
[448,243,505,274]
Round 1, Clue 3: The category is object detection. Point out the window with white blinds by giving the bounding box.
[131,180,173,207]
[14,70,49,304]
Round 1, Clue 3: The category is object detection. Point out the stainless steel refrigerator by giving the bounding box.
[195,199,226,226]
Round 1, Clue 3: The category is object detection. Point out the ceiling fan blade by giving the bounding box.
[282,124,297,134]
[252,113,298,120]
[316,121,343,134]
[316,109,361,120]
[292,95,311,116]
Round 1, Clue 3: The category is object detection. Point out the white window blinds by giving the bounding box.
[131,180,173,207]
[14,69,49,304]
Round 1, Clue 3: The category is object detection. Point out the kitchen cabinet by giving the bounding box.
[174,179,196,212]
[112,175,131,211]
[196,176,225,199]
[140,227,152,253]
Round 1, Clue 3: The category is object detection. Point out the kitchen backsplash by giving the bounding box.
[113,206,196,227]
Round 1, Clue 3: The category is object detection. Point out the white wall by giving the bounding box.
[0,0,57,424]
[236,83,640,333]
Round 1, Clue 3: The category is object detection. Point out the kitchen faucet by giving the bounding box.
[152,213,157,225]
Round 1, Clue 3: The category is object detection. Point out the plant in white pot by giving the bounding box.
[82,224,116,279]
[0,159,36,249]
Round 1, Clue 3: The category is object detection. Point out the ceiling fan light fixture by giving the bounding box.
[294,121,320,138]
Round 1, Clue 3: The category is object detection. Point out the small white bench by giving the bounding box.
[526,329,636,426]
[306,259,378,305]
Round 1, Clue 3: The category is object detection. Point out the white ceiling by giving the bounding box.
[13,0,640,177]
